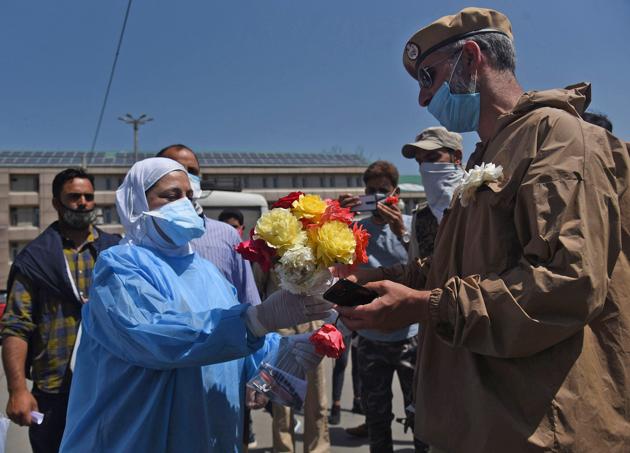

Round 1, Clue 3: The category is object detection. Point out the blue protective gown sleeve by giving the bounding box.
[243,333,281,382]
[83,246,264,370]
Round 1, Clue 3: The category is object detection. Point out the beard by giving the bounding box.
[61,208,96,230]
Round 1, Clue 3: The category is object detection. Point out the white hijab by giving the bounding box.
[116,157,191,255]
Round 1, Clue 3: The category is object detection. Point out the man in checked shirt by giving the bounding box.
[1,168,120,453]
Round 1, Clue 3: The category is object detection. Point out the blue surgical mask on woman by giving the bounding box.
[420,162,465,222]
[144,197,205,246]
[427,51,480,133]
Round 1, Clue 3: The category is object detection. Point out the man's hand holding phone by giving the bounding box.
[335,280,432,332]
[376,201,406,237]
[338,193,362,210]
[323,279,379,307]
[338,193,389,213]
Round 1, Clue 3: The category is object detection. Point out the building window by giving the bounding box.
[329,176,335,187]
[319,176,325,187]
[292,176,298,188]
[243,176,249,189]
[9,207,39,227]
[97,206,120,225]
[273,177,279,188]
[346,176,352,187]
[9,241,29,262]
[263,177,268,188]
[10,175,39,192]
[93,175,125,191]
[356,176,362,187]
[302,177,307,188]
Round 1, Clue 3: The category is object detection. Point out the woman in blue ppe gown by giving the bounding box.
[60,158,329,453]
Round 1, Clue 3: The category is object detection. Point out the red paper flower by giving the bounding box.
[272,191,305,209]
[385,195,399,206]
[235,229,277,272]
[352,223,370,265]
[309,324,345,359]
[320,200,355,225]
[299,217,318,229]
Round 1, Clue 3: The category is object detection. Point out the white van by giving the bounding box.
[197,190,268,233]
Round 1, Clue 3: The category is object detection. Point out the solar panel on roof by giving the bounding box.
[0,149,368,167]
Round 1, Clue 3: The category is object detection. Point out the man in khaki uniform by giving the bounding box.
[337,7,630,452]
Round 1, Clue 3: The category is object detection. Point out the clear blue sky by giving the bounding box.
[1,0,628,173]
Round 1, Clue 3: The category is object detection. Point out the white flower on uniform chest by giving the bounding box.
[456,162,504,207]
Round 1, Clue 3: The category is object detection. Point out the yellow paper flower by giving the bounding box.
[255,208,306,254]
[291,194,327,222]
[310,220,356,267]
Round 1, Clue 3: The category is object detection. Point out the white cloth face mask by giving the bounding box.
[419,162,466,222]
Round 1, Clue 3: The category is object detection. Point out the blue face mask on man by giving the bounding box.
[145,197,205,247]
[188,173,202,200]
[427,51,480,133]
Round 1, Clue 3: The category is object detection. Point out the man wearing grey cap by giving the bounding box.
[402,126,465,260]
[337,7,630,452]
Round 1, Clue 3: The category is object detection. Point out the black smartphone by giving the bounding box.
[323,279,379,307]
[349,193,387,213]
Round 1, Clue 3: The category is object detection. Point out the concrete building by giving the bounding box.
[0,150,425,290]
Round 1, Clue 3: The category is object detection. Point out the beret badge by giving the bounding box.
[405,42,419,61]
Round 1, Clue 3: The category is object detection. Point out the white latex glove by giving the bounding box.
[245,289,333,337]
[279,333,324,372]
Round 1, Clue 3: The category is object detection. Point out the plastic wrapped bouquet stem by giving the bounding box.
[247,337,309,409]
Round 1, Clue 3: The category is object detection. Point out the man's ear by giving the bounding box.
[462,40,482,71]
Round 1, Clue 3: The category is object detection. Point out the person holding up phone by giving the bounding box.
[335,161,427,452]
[340,161,410,251]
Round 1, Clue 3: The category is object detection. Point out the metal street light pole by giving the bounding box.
[118,113,153,162]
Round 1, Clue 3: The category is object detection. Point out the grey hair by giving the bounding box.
[449,51,478,94]
[437,32,516,74]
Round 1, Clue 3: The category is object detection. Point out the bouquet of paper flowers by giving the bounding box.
[236,191,370,294]
[238,191,370,408]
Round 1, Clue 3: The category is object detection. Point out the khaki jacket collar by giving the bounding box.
[471,82,592,166]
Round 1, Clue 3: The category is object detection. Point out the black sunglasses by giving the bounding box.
[416,51,459,89]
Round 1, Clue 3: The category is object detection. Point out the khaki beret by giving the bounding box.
[403,7,513,79]
[402,126,463,158]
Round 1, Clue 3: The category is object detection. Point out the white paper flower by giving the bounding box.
[275,246,333,295]
[279,245,316,270]
[457,162,503,207]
